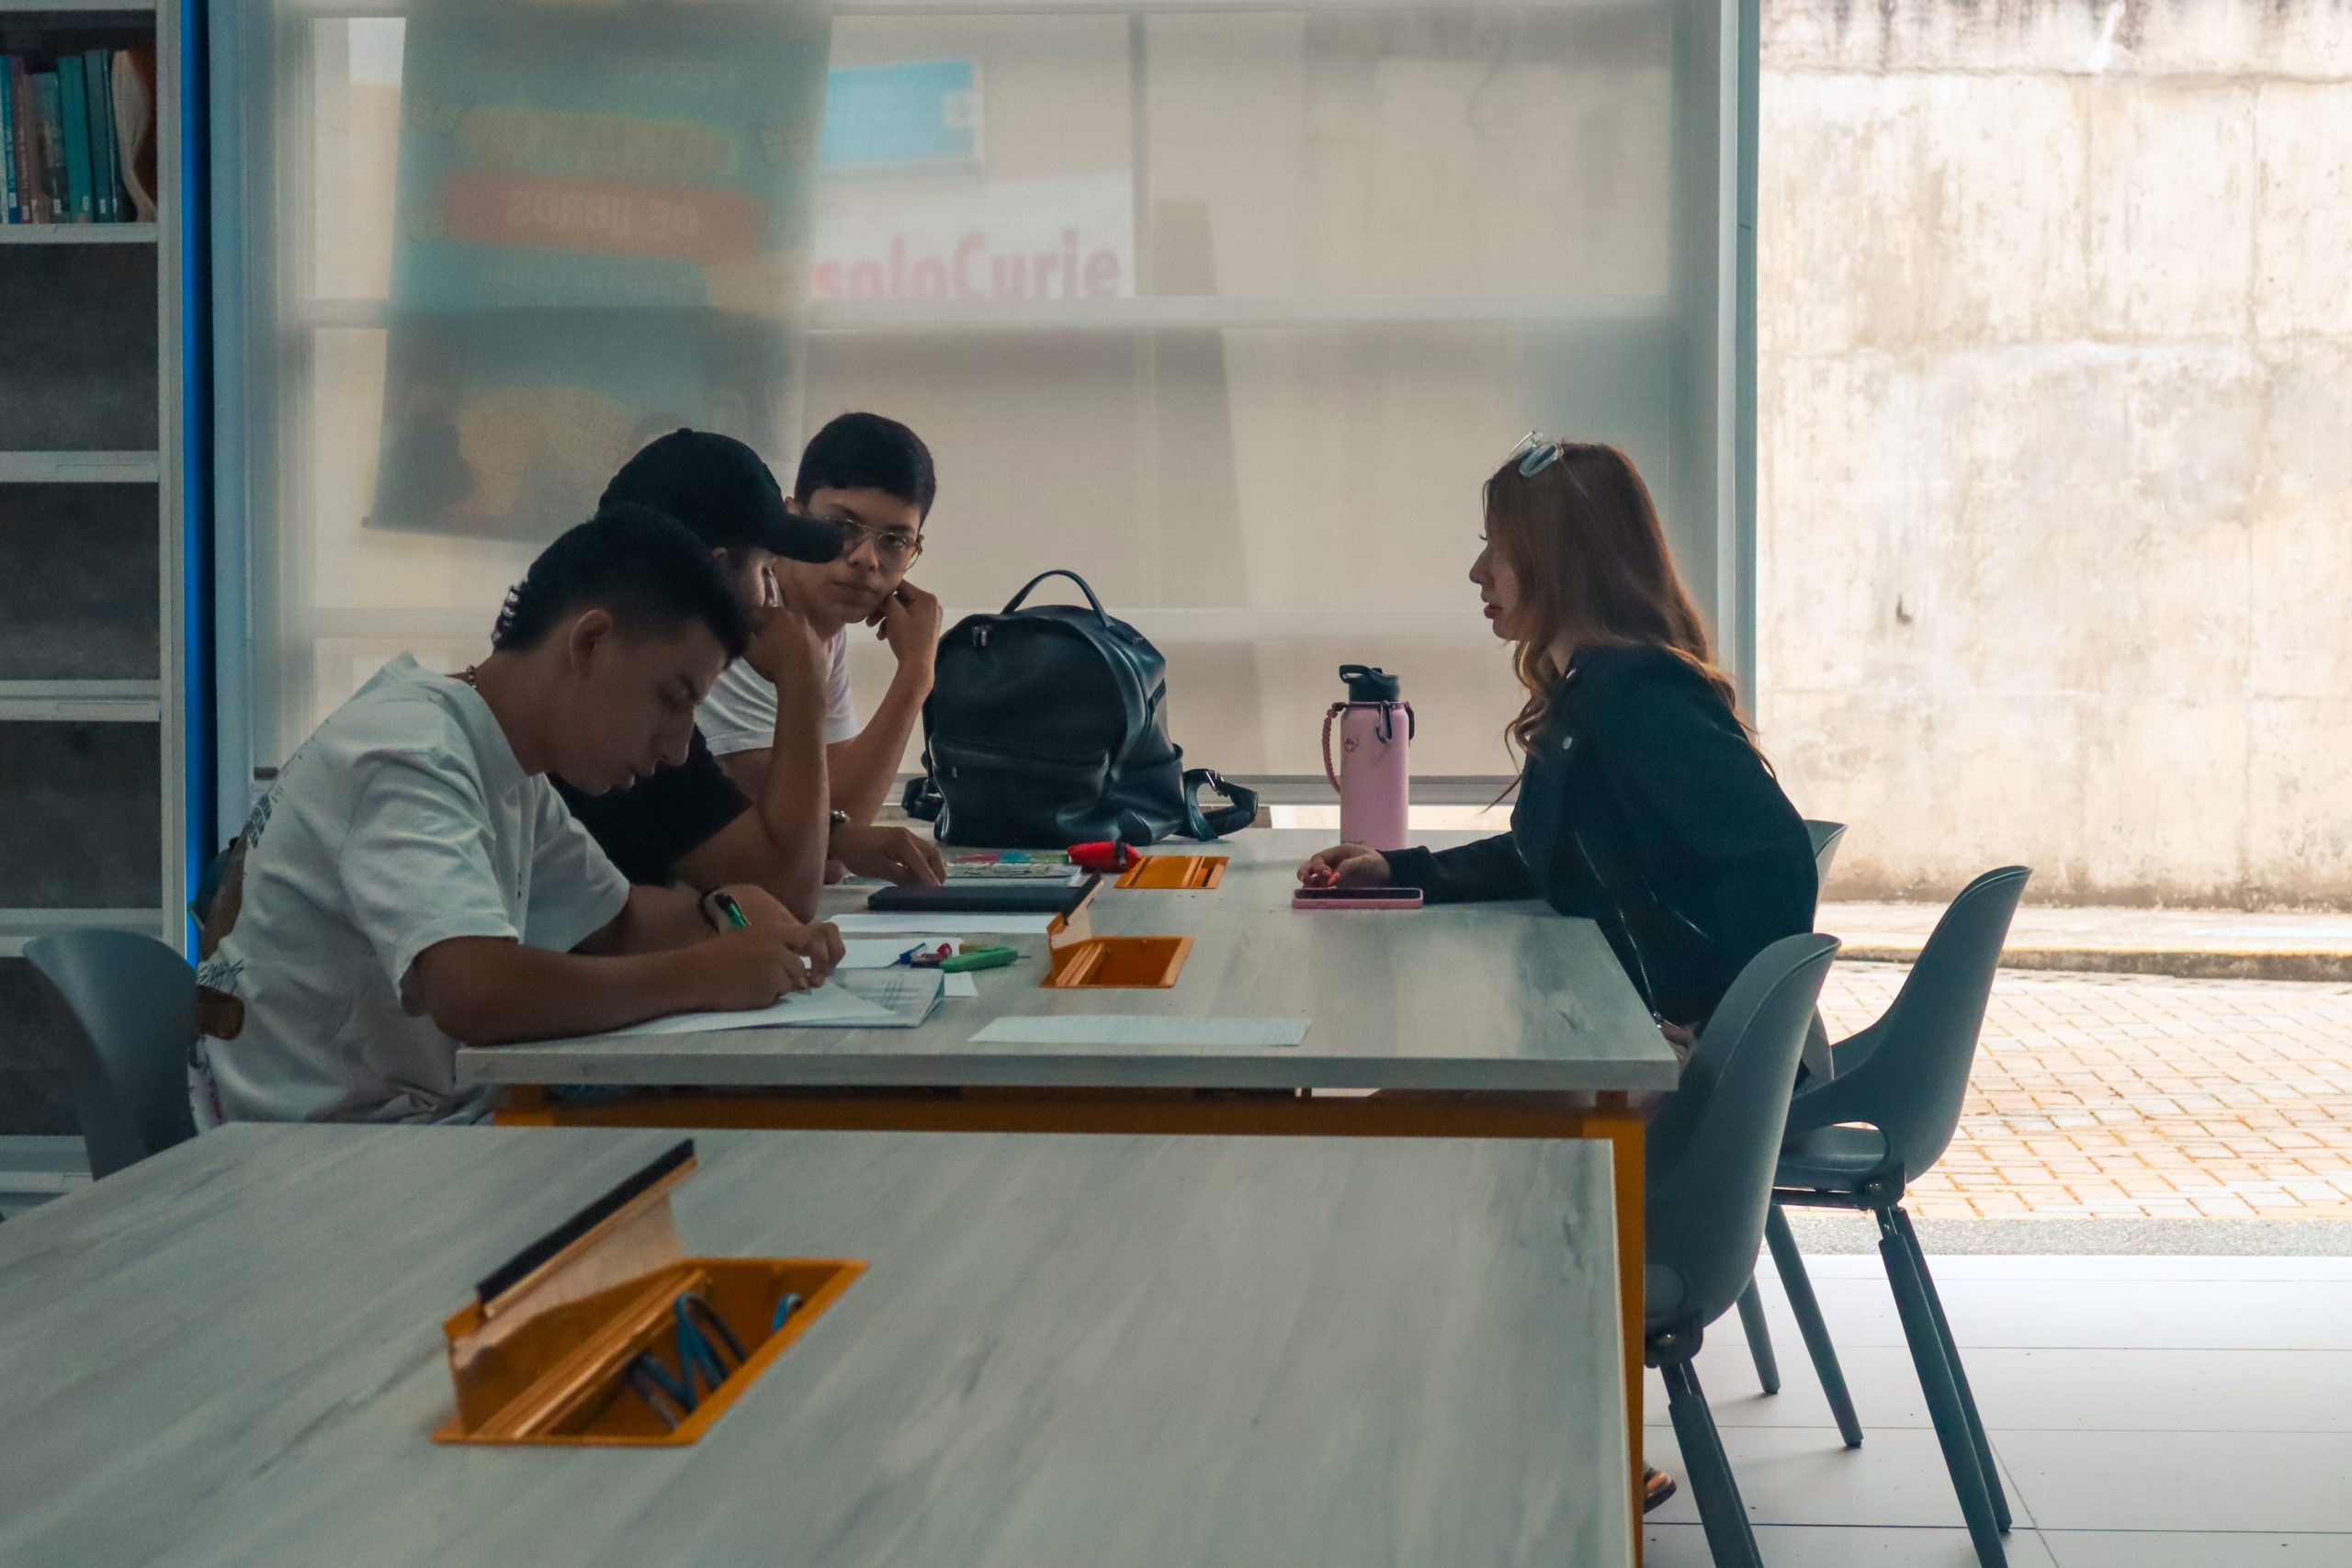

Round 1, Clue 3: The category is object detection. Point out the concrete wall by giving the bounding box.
[1755,0,2352,905]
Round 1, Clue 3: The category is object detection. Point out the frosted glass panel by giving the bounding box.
[221,0,1736,790]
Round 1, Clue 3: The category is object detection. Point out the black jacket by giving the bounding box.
[1385,645,1816,1027]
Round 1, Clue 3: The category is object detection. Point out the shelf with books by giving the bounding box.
[0,29,160,230]
[0,0,177,1149]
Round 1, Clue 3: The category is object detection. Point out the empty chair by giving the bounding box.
[1797,819,1848,1083]
[1749,867,2031,1568]
[25,930,198,1180]
[1645,932,1838,1568]
[1804,819,1847,883]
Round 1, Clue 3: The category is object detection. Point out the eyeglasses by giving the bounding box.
[819,513,923,570]
[1506,431,1566,479]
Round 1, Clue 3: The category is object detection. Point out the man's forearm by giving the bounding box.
[756,673,831,912]
[830,663,930,825]
[424,937,714,1045]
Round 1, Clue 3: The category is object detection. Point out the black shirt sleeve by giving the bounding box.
[553,727,752,887]
[1384,834,1538,904]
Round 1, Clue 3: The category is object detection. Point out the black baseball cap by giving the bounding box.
[600,430,843,565]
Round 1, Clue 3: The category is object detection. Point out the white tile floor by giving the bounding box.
[1642,1252,2352,1566]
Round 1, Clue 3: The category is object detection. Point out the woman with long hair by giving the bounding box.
[1302,434,1815,1045]
[1303,436,1817,1516]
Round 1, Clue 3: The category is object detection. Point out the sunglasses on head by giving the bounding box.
[1506,431,1567,479]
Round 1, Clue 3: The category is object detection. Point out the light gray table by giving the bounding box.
[0,1123,1634,1567]
[458,830,1670,1506]
[457,830,1676,1096]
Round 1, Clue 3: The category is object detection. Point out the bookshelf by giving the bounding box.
[0,0,178,1161]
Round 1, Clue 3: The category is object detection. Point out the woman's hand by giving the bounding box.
[1298,843,1393,890]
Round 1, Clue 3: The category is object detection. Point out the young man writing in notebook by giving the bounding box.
[696,412,944,840]
[194,505,841,1124]
[567,428,944,916]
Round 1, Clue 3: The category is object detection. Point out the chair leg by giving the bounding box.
[1764,1202,1863,1450]
[1660,1357,1764,1568]
[1877,1209,2006,1568]
[1894,1204,2011,1533]
[1736,1274,1781,1394]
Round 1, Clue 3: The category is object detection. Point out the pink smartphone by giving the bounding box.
[1293,886,1424,911]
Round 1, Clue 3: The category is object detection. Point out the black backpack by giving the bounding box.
[902,571,1259,848]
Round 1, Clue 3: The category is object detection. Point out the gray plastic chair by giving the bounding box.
[1747,867,2031,1568]
[25,930,198,1180]
[1735,821,1849,1387]
[1797,820,1847,1083]
[1645,932,1838,1568]
[1804,819,1847,883]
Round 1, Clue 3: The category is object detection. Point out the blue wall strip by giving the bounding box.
[180,0,216,948]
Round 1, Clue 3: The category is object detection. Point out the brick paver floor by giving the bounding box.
[1820,965,2352,1221]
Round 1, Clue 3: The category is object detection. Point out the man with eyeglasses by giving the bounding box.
[553,426,946,923]
[699,412,944,849]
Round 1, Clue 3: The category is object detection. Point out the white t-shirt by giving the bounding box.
[698,628,859,757]
[195,655,631,1124]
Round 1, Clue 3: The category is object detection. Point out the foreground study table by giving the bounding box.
[0,1124,1634,1566]
[458,830,1679,1524]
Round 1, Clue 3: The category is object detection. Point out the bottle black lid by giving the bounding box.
[1339,664,1402,703]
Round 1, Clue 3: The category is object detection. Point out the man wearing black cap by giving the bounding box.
[554,429,944,919]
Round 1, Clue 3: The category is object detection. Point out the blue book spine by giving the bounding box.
[87,51,115,221]
[0,61,17,224]
[57,56,91,223]
[33,73,65,224]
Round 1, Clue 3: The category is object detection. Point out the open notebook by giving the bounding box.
[597,969,945,1037]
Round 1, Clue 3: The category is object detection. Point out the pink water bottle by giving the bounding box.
[1322,664,1414,852]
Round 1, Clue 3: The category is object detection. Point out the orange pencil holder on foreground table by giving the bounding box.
[433,1140,862,1447]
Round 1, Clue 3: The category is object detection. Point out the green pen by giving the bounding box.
[938,944,1019,974]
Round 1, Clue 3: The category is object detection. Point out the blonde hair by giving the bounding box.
[1483,443,1749,758]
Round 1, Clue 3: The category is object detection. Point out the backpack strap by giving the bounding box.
[1182,769,1260,840]
[1002,570,1112,624]
[900,772,943,824]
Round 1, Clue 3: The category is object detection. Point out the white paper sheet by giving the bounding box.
[970,1016,1310,1048]
[601,970,944,1035]
[604,990,892,1036]
[944,973,978,998]
[830,914,1058,935]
